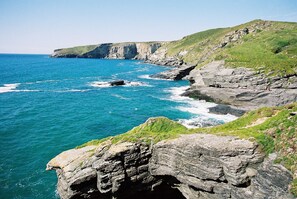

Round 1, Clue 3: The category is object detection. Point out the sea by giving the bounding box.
[0,54,236,199]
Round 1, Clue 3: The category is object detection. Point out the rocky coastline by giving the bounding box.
[48,20,297,199]
[47,118,295,199]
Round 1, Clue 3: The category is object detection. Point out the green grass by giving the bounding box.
[157,20,297,75]
[55,45,98,56]
[77,103,297,195]
[54,20,297,76]
[218,22,297,76]
[77,117,190,149]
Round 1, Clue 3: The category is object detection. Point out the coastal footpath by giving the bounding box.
[48,20,297,198]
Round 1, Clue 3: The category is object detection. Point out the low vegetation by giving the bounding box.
[55,44,98,56]
[162,20,297,76]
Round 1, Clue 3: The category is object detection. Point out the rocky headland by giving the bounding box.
[51,20,297,114]
[52,42,163,60]
[47,111,297,199]
[48,19,297,199]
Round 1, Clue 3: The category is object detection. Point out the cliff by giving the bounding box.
[47,104,297,199]
[48,20,297,198]
[51,42,163,60]
[51,20,297,111]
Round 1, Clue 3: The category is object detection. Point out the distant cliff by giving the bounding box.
[51,42,163,60]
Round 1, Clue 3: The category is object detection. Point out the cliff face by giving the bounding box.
[47,132,293,199]
[182,61,297,112]
[52,42,163,60]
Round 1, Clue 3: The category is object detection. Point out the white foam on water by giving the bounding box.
[165,86,238,128]
[0,83,21,93]
[53,89,91,93]
[138,74,173,81]
[35,79,60,83]
[124,81,151,87]
[88,81,151,88]
[88,81,112,88]
[0,83,41,93]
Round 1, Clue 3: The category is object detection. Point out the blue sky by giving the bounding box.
[0,0,296,54]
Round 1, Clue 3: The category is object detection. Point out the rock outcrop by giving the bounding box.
[52,42,162,60]
[182,61,297,112]
[150,65,196,80]
[47,133,294,199]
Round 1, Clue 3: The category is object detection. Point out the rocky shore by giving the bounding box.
[47,118,294,199]
[48,20,297,199]
[156,60,297,115]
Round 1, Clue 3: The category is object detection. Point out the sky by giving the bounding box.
[0,0,296,54]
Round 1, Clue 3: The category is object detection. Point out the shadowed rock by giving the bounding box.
[110,80,125,86]
[47,133,294,199]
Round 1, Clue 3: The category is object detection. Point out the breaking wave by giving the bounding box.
[165,86,238,128]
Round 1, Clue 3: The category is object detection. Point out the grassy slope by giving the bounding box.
[160,20,297,75]
[217,21,297,76]
[78,103,297,195]
[53,20,297,75]
[55,45,98,56]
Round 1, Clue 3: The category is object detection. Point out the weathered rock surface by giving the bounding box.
[47,134,294,199]
[208,104,246,117]
[150,65,196,80]
[183,61,297,111]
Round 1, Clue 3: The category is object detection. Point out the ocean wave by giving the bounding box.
[166,86,237,128]
[0,83,20,93]
[138,74,173,81]
[53,89,91,93]
[178,117,224,129]
[35,79,61,83]
[111,94,130,100]
[0,83,40,93]
[124,81,151,87]
[88,81,112,88]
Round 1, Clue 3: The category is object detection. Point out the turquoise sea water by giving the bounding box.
[0,54,236,199]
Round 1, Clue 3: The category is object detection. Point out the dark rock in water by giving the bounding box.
[181,89,215,102]
[208,104,246,117]
[150,65,195,80]
[110,80,125,86]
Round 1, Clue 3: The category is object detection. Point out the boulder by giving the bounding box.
[110,80,125,86]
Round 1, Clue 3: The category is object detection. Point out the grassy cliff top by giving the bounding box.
[53,20,297,76]
[161,20,297,76]
[54,45,98,56]
[78,103,297,195]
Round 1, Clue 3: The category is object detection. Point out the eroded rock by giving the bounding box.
[47,134,294,199]
[183,61,297,111]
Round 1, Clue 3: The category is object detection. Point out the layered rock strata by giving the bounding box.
[182,61,297,112]
[47,133,294,199]
[52,42,162,60]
